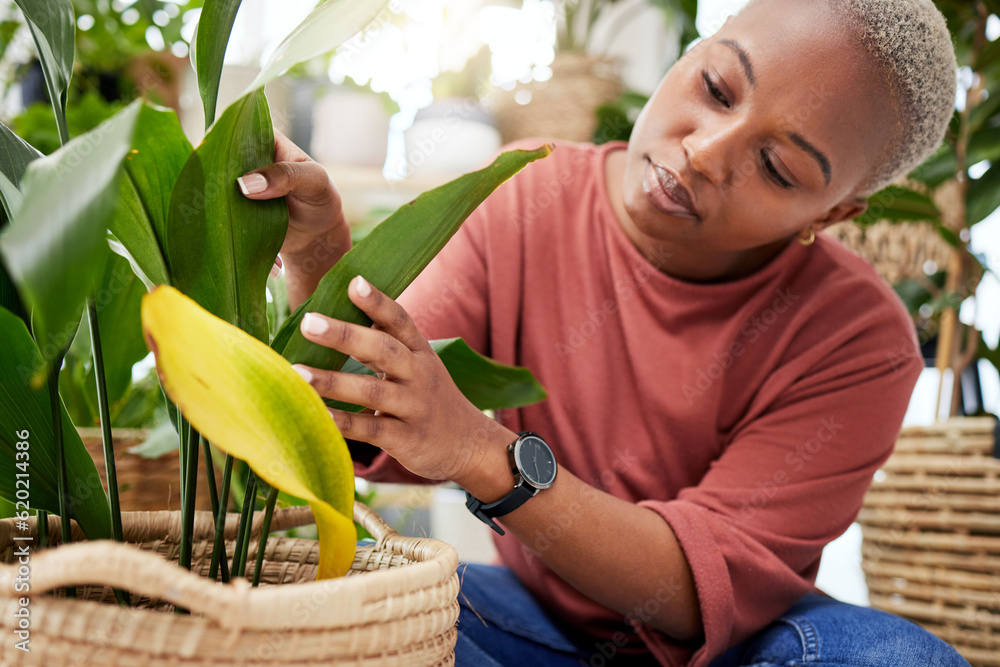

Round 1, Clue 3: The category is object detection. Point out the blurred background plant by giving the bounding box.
[1,0,200,153]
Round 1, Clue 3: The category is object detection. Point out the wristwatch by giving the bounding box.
[465,431,558,536]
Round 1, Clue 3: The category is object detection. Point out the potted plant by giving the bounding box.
[491,0,699,144]
[0,0,550,663]
[852,3,1000,666]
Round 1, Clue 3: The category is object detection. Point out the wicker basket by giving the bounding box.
[859,416,1000,666]
[79,427,217,512]
[0,502,460,665]
[825,178,980,290]
[488,52,623,144]
[824,219,955,286]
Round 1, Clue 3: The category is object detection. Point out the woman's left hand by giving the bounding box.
[291,275,512,484]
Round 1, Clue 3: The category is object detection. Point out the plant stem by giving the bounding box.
[35,510,48,548]
[86,299,129,606]
[201,438,221,522]
[251,485,279,587]
[933,5,987,419]
[48,356,74,599]
[232,471,257,578]
[208,453,234,583]
[178,419,200,571]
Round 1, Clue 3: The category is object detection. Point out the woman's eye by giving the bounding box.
[761,150,794,189]
[702,72,730,108]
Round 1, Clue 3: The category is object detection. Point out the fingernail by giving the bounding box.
[355,275,372,298]
[269,262,280,278]
[275,255,283,269]
[302,312,328,335]
[237,173,267,195]
[292,364,313,383]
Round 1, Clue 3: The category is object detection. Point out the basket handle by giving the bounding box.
[352,500,398,547]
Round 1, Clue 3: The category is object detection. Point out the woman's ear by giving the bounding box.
[816,197,868,231]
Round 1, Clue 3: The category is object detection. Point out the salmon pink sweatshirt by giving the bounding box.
[353,140,924,666]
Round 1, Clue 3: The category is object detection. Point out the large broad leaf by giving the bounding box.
[191,0,243,130]
[0,101,141,381]
[0,307,112,540]
[0,121,41,321]
[141,285,355,579]
[14,0,75,143]
[331,338,547,413]
[243,0,388,96]
[272,145,553,369]
[853,185,941,228]
[165,90,287,343]
[108,104,192,290]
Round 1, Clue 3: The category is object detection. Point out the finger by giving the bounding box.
[237,160,339,209]
[300,312,414,379]
[328,408,405,450]
[349,276,428,352]
[292,365,410,416]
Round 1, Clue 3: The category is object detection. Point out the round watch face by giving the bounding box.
[514,435,557,488]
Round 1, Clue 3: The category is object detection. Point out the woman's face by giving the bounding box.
[621,0,894,258]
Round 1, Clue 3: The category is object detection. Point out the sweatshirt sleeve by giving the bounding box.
[351,204,493,483]
[633,312,925,666]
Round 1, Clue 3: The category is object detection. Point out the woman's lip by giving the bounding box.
[643,158,699,220]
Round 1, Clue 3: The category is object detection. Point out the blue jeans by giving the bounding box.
[454,563,971,667]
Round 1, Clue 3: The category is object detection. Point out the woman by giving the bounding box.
[236,0,969,664]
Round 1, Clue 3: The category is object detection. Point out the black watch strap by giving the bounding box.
[465,483,538,536]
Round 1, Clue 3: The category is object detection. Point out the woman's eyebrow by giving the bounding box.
[720,39,756,87]
[788,132,832,186]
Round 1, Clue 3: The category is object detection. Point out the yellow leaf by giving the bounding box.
[141,285,355,578]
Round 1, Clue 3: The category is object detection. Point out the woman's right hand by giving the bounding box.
[238,129,352,310]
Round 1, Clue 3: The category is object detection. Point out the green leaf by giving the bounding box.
[14,0,75,143]
[126,420,179,459]
[0,101,141,381]
[967,163,1000,225]
[272,144,553,369]
[0,121,41,220]
[854,185,941,227]
[243,0,388,96]
[142,286,355,578]
[332,338,546,413]
[108,103,192,289]
[191,0,243,130]
[0,307,112,540]
[165,90,287,343]
[0,122,41,322]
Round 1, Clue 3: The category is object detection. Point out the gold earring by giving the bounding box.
[797,228,816,246]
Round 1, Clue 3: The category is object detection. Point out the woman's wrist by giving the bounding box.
[453,420,519,504]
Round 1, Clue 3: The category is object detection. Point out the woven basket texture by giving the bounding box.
[79,428,217,513]
[859,416,1000,666]
[824,219,954,286]
[488,52,623,145]
[0,502,459,666]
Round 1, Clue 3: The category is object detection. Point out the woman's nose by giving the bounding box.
[681,124,738,186]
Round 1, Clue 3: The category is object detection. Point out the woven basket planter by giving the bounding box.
[488,52,623,144]
[0,502,460,665]
[858,416,1000,666]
